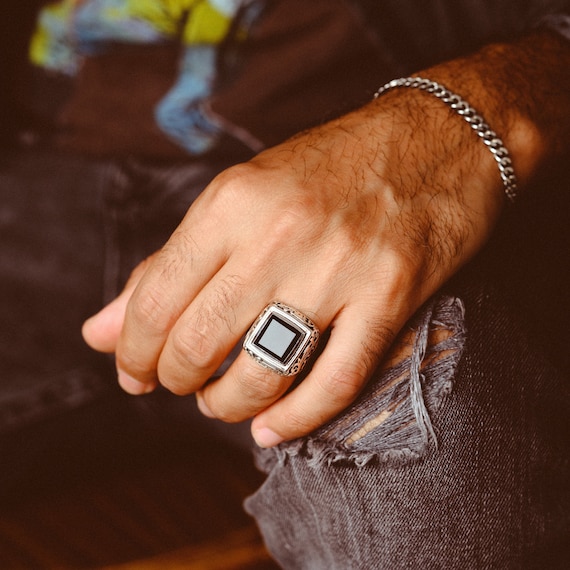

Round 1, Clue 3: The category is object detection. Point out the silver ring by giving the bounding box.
[243,302,320,376]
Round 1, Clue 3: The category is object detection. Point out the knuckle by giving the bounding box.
[320,364,368,406]
[116,351,155,383]
[206,401,240,424]
[159,375,192,396]
[383,247,417,280]
[201,366,290,424]
[129,284,173,334]
[276,195,326,241]
[213,161,255,187]
[207,163,260,208]
[375,250,422,305]
[171,327,220,373]
[278,405,318,436]
[235,364,287,404]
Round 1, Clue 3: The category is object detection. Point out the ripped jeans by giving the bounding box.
[245,171,570,568]
[246,284,569,568]
[1,148,568,568]
[0,149,247,466]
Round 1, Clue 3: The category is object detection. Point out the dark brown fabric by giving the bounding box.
[46,0,395,159]
[210,0,395,147]
[0,392,276,568]
[55,43,190,160]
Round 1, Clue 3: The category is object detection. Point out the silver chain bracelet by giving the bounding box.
[374,77,518,203]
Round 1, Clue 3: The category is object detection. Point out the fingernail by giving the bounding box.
[253,427,284,448]
[117,369,153,395]
[196,393,216,418]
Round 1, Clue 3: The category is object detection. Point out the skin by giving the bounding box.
[83,31,570,448]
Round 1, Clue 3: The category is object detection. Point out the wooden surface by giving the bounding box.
[0,395,280,569]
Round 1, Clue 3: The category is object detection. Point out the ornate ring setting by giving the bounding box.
[243,302,320,376]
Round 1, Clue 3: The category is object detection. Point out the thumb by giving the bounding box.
[82,254,156,353]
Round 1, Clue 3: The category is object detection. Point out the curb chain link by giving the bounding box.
[375,77,518,202]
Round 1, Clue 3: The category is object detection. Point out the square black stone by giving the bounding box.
[253,314,304,364]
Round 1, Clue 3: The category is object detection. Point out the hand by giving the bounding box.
[83,87,505,447]
[83,31,569,447]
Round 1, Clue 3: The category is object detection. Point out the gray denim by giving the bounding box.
[246,293,569,567]
[0,150,232,435]
[243,8,570,565]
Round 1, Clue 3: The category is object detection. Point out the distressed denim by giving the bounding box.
[1,149,568,568]
[0,150,112,433]
[0,149,231,436]
[245,172,570,569]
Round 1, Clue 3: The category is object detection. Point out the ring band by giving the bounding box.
[243,302,320,376]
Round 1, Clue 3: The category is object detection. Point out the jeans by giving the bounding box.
[0,148,252,494]
[244,168,570,568]
[1,146,569,568]
[0,150,112,434]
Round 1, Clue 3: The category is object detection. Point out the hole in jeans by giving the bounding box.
[256,295,466,469]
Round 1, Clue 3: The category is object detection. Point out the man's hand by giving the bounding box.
[83,31,569,447]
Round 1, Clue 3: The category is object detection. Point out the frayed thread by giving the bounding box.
[255,295,466,472]
[409,300,439,449]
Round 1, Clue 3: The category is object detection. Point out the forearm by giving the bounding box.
[408,30,570,189]
[292,29,570,304]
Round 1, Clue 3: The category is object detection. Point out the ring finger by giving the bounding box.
[194,297,334,423]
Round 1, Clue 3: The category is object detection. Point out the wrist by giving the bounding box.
[415,31,570,188]
[332,91,506,261]
[375,77,518,203]
[363,87,505,211]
